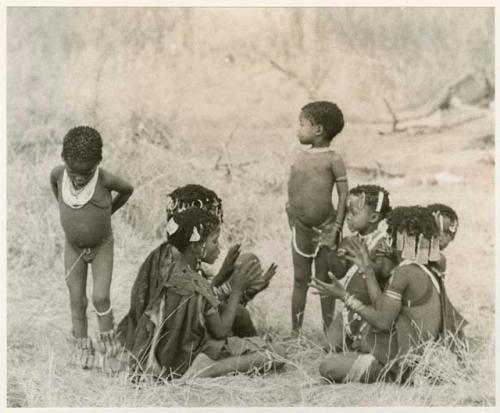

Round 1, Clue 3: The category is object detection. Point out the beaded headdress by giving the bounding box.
[431,211,458,234]
[395,230,440,264]
[347,190,387,213]
[165,194,223,222]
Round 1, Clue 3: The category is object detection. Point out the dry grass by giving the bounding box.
[6,7,495,408]
[7,114,495,407]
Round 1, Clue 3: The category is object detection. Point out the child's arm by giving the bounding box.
[205,285,243,339]
[205,259,261,339]
[49,166,63,200]
[326,238,352,279]
[372,256,396,281]
[211,244,241,288]
[310,269,408,333]
[101,169,134,214]
[370,256,396,308]
[316,155,349,249]
[342,238,396,310]
[331,154,349,233]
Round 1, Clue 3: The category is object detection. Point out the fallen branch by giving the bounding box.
[379,70,492,135]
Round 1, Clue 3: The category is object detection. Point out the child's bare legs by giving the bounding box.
[65,240,95,369]
[291,245,312,334]
[91,238,114,332]
[185,344,286,379]
[65,239,89,338]
[315,248,335,332]
[319,353,382,383]
[91,239,122,370]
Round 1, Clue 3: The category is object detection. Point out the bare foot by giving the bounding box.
[182,353,216,380]
[70,337,95,370]
[95,351,128,374]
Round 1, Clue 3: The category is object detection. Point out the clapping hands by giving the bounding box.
[242,263,278,304]
[308,272,346,300]
[342,237,371,272]
[219,249,278,303]
[230,256,263,292]
[213,244,241,287]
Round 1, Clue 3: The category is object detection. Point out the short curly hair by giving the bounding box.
[350,184,392,219]
[387,206,439,240]
[168,208,220,253]
[166,184,223,222]
[61,126,103,164]
[301,101,344,142]
[427,203,459,225]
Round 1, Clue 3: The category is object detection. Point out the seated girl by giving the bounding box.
[117,184,276,347]
[324,185,395,352]
[310,206,467,383]
[124,207,284,379]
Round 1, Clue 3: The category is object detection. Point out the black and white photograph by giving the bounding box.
[5,2,496,409]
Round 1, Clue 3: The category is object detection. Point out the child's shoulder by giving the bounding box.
[390,263,417,284]
[309,148,345,169]
[327,149,345,164]
[294,146,344,160]
[97,167,117,185]
[98,167,133,192]
[394,260,430,278]
[50,165,65,179]
[434,253,447,273]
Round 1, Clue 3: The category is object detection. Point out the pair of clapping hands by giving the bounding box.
[216,244,277,301]
[309,237,371,300]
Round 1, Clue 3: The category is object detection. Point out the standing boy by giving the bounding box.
[287,101,349,335]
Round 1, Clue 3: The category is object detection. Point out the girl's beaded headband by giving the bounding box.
[396,230,440,264]
[431,211,458,234]
[165,195,223,221]
[348,191,386,213]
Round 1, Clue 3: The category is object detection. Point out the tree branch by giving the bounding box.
[250,45,315,99]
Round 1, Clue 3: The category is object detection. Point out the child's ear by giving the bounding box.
[369,211,380,224]
[314,124,324,136]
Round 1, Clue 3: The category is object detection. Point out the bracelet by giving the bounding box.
[220,282,232,296]
[343,292,365,313]
[213,282,232,300]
